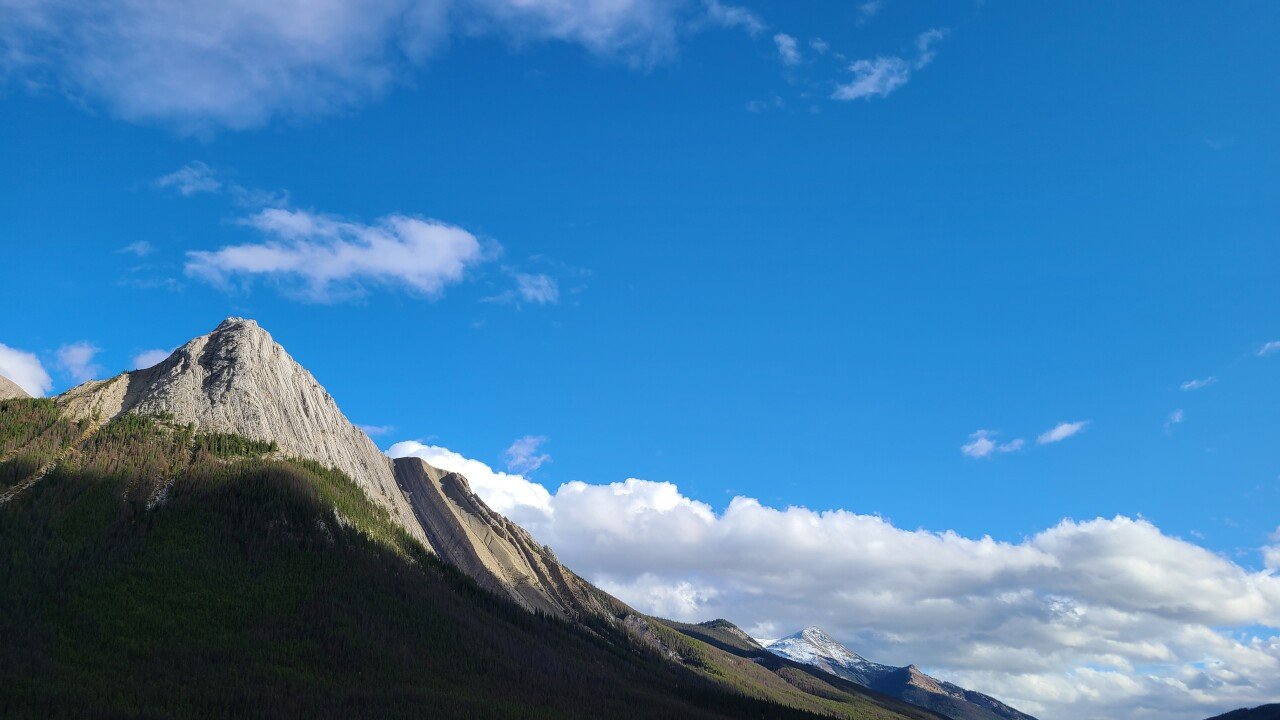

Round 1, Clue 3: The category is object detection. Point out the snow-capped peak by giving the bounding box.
[766,626,879,676]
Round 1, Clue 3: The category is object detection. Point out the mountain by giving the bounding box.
[56,317,429,549]
[768,627,1037,720]
[1205,705,1280,720]
[0,374,29,400]
[2,316,948,720]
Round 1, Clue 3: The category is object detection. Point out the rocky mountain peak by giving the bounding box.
[56,317,429,550]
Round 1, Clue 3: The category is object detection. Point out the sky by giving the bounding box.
[1,1,1279,718]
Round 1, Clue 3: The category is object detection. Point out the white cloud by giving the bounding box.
[131,348,171,369]
[382,439,1280,720]
[185,208,488,302]
[809,38,828,54]
[55,342,103,383]
[773,33,800,66]
[0,0,696,131]
[117,241,154,257]
[1164,409,1184,433]
[0,342,54,396]
[702,0,765,37]
[858,1,883,23]
[1180,377,1217,391]
[1265,529,1280,572]
[504,435,551,473]
[154,162,221,195]
[1037,420,1089,445]
[1258,341,1280,357]
[961,430,1024,459]
[832,28,945,101]
[515,273,560,304]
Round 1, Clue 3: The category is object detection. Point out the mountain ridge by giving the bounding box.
[768,626,1037,720]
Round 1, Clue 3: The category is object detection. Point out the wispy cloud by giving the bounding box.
[703,0,766,37]
[154,162,221,195]
[117,241,154,257]
[832,29,947,101]
[0,1,703,131]
[504,435,552,474]
[0,343,54,396]
[1258,341,1280,357]
[1037,420,1089,445]
[56,342,103,383]
[857,1,884,24]
[186,208,490,302]
[358,424,396,437]
[960,430,1024,459]
[1164,409,1184,433]
[1180,376,1217,391]
[773,33,801,66]
[131,349,171,369]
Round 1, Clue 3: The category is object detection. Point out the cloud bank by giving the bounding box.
[386,440,1280,720]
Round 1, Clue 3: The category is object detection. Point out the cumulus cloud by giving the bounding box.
[154,162,221,196]
[185,208,488,302]
[1180,376,1217,391]
[381,440,1280,720]
[832,28,945,101]
[0,0,705,130]
[55,342,103,383]
[131,348,171,369]
[702,0,765,37]
[504,435,551,473]
[858,1,883,23]
[1037,420,1089,445]
[1258,341,1280,357]
[773,33,800,66]
[0,342,54,396]
[961,430,1024,459]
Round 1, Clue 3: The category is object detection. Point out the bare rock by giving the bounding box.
[57,317,430,551]
[0,374,30,400]
[395,455,615,619]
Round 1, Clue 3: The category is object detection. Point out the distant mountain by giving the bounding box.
[1205,705,1280,720]
[0,374,29,400]
[768,627,1037,720]
[1,317,948,720]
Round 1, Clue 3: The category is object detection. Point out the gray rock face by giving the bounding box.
[0,374,30,400]
[57,318,430,550]
[394,456,614,619]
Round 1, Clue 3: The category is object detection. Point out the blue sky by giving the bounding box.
[2,2,1279,717]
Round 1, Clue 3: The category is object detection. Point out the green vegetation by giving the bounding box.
[0,404,934,720]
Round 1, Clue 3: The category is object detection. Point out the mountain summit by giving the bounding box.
[768,628,1037,720]
[57,317,428,548]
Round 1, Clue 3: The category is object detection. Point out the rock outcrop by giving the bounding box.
[394,456,614,619]
[56,318,430,550]
[0,374,30,400]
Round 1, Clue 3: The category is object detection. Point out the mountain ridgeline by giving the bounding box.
[0,317,1029,720]
[768,628,1037,720]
